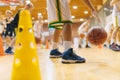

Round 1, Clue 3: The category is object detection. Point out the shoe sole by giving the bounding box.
[111,49,120,51]
[61,59,85,64]
[5,53,14,55]
[49,55,62,58]
[109,45,120,51]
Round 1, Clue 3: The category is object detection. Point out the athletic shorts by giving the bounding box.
[47,0,72,29]
[112,13,120,27]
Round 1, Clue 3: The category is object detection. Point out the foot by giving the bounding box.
[109,43,120,51]
[62,48,86,63]
[118,45,120,49]
[5,47,14,54]
[78,44,82,48]
[86,44,90,48]
[104,44,107,47]
[50,49,62,58]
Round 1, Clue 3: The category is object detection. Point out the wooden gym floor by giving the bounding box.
[0,45,120,80]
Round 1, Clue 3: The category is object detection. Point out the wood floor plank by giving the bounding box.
[0,46,120,80]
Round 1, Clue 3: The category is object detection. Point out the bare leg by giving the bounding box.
[9,37,16,47]
[63,24,71,41]
[79,33,85,48]
[62,23,72,51]
[111,27,120,44]
[53,29,62,43]
[6,36,11,45]
[52,29,62,49]
[117,27,120,45]
[110,27,120,51]
[78,37,83,48]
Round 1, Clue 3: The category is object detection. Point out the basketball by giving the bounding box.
[87,27,107,45]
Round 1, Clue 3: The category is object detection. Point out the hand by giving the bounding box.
[92,11,101,23]
[1,0,22,5]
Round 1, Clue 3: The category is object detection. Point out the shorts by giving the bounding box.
[47,0,72,29]
[112,13,120,27]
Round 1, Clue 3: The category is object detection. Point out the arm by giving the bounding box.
[81,0,96,13]
[40,20,44,38]
[6,17,13,24]
[11,10,21,29]
[3,19,7,28]
[81,0,100,22]
[0,0,22,5]
[110,0,119,6]
[40,20,44,32]
[86,22,90,32]
[33,21,37,32]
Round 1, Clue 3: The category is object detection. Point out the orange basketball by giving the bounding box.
[87,27,107,45]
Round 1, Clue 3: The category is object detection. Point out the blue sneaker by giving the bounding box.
[50,49,62,58]
[62,48,86,63]
[5,47,14,54]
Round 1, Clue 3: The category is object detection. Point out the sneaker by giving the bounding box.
[103,44,107,47]
[118,45,120,49]
[109,43,120,51]
[5,47,14,54]
[62,48,86,63]
[50,49,62,58]
[78,44,82,48]
[86,44,90,48]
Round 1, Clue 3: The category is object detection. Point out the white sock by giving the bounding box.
[105,43,109,48]
[63,41,72,52]
[52,42,59,50]
[111,39,114,44]
[79,38,82,45]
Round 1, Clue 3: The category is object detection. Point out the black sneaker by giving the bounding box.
[78,44,82,48]
[104,44,107,47]
[62,48,86,63]
[50,49,62,58]
[86,44,90,48]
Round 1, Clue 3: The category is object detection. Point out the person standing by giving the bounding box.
[33,14,44,45]
[46,0,99,63]
[109,0,120,51]
[78,18,91,48]
[5,2,34,54]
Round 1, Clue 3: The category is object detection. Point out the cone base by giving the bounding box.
[0,53,5,56]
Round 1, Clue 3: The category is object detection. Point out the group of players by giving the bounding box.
[78,0,120,52]
[0,0,120,64]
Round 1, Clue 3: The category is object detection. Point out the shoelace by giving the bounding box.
[70,50,80,58]
[54,50,62,54]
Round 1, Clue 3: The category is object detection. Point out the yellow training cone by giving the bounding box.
[11,10,41,80]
